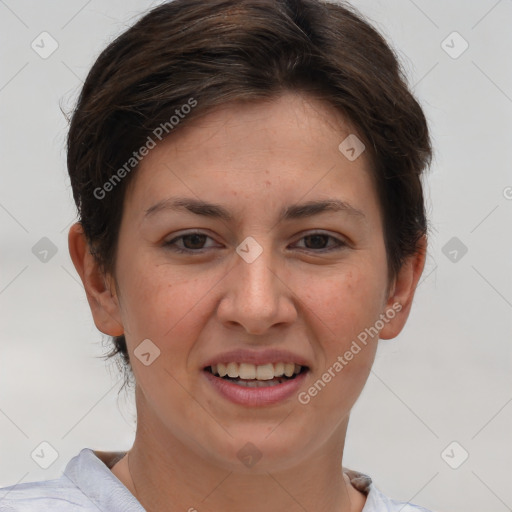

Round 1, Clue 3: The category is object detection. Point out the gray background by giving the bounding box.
[1,1,511,511]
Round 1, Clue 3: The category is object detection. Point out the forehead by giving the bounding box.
[152,93,358,161]
[122,92,379,224]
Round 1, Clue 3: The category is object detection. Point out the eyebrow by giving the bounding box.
[143,197,366,223]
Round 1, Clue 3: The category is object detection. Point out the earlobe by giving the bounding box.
[68,222,124,337]
[379,235,427,340]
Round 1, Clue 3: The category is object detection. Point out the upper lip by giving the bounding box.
[202,348,311,369]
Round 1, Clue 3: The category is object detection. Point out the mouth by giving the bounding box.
[204,362,309,388]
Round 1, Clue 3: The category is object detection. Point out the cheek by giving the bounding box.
[124,275,192,336]
[118,254,217,353]
[299,264,385,343]
[297,270,381,416]
[114,249,169,337]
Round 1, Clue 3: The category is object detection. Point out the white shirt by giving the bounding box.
[0,448,436,511]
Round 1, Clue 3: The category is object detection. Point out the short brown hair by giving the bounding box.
[66,0,432,380]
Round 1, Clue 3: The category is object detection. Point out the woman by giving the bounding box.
[0,0,436,510]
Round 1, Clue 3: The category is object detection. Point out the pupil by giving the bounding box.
[305,234,328,249]
[184,234,206,249]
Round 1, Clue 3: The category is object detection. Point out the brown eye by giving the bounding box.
[303,234,330,250]
[294,232,346,252]
[164,231,217,253]
[180,233,208,250]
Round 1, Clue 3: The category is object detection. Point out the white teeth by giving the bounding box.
[217,363,228,377]
[239,363,256,379]
[274,362,284,377]
[208,362,304,380]
[227,362,238,378]
[256,364,275,380]
[284,363,295,377]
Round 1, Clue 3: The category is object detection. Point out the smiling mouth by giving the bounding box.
[205,363,309,388]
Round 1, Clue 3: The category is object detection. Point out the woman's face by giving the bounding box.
[100,92,408,471]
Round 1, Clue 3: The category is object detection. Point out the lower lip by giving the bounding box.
[203,369,308,406]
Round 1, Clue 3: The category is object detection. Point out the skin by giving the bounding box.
[69,91,426,512]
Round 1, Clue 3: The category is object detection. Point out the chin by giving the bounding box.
[201,428,310,474]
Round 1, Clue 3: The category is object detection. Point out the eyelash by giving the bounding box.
[164,231,347,254]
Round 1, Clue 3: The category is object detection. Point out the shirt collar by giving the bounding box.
[66,448,377,511]
[63,448,144,511]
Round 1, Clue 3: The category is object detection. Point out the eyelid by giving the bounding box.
[291,230,348,250]
[164,229,348,254]
[164,230,220,250]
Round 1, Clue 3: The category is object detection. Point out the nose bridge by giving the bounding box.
[218,235,296,333]
[236,238,279,310]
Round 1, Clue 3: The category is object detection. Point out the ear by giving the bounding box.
[379,235,427,340]
[68,222,124,336]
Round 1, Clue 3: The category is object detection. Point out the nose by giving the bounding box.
[216,242,298,335]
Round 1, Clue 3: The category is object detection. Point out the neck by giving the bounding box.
[115,395,366,512]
